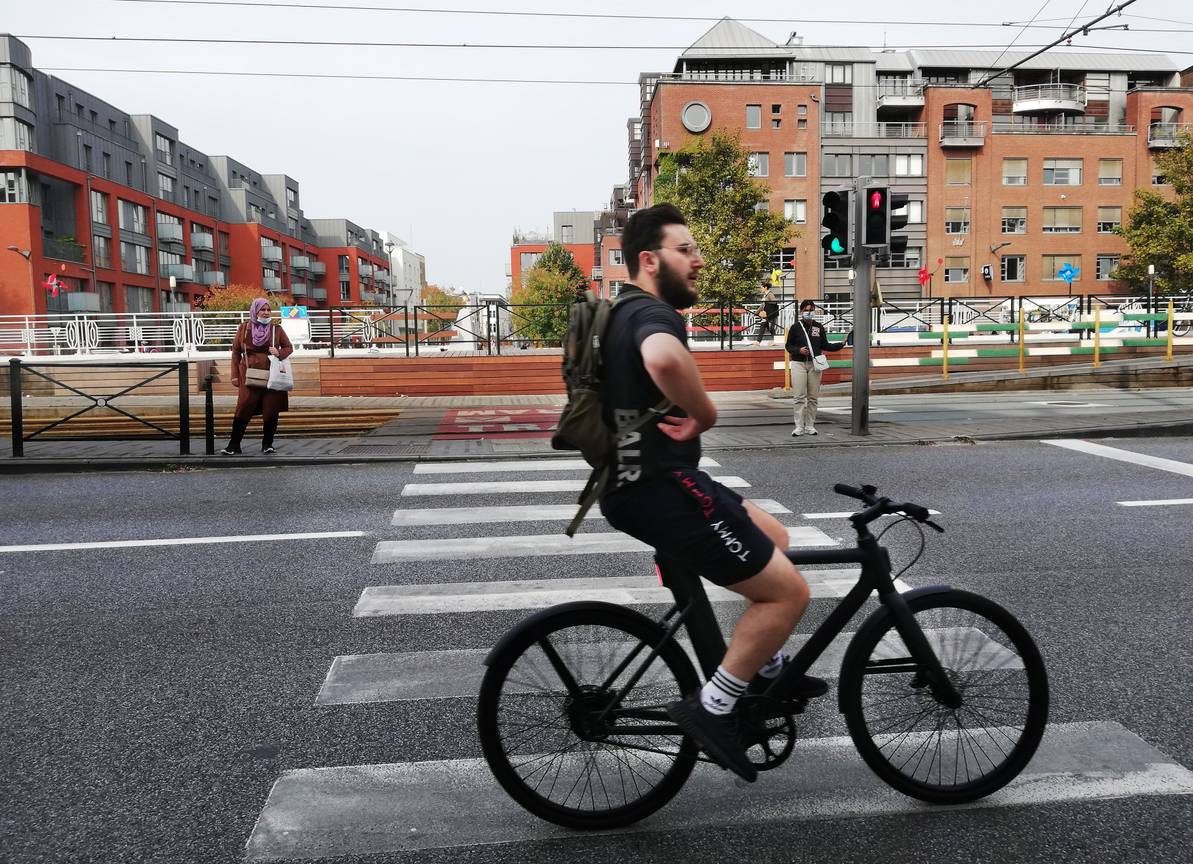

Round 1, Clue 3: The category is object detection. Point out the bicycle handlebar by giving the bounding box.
[833,483,943,532]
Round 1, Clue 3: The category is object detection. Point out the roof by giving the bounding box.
[678,17,793,62]
[906,49,1178,73]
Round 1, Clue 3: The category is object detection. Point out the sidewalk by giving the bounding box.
[2,385,1190,472]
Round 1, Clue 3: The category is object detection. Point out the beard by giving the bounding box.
[657,256,698,309]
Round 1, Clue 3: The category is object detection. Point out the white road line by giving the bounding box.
[370,525,833,564]
[354,568,913,616]
[0,530,367,554]
[316,626,1006,705]
[803,509,941,520]
[1117,498,1193,508]
[1045,439,1193,478]
[401,476,751,496]
[245,721,1193,859]
[391,498,792,527]
[413,457,720,474]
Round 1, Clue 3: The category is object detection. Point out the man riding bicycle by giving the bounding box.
[598,203,826,783]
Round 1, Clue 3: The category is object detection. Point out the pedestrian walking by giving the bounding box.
[786,299,847,436]
[221,298,293,455]
[750,284,780,344]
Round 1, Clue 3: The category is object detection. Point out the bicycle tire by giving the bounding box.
[477,602,700,829]
[839,589,1048,804]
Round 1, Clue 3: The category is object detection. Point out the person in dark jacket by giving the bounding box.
[221,298,293,455]
[785,299,846,436]
[751,283,780,343]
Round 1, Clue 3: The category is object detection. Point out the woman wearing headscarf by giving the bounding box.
[221,297,293,455]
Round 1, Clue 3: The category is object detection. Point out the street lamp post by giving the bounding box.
[1147,263,1156,338]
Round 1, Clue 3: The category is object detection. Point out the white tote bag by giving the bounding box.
[266,327,294,392]
[798,320,831,372]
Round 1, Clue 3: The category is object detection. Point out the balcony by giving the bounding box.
[261,245,283,263]
[1148,122,1193,148]
[166,263,195,282]
[823,122,926,139]
[374,271,390,286]
[163,302,192,313]
[262,276,283,293]
[66,292,101,313]
[939,121,986,147]
[201,270,225,287]
[312,287,327,301]
[877,80,925,110]
[358,262,374,277]
[42,236,87,263]
[290,254,310,271]
[291,281,308,297]
[157,222,184,245]
[310,260,326,277]
[191,232,214,251]
[993,121,1135,135]
[1012,84,1087,114]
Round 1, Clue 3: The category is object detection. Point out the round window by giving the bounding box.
[681,101,712,133]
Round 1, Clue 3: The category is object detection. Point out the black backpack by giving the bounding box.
[551,290,671,536]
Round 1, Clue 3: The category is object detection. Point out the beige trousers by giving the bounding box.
[791,359,823,428]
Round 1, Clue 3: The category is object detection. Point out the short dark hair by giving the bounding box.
[622,203,687,279]
[799,299,816,311]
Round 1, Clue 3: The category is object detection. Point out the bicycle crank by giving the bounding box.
[736,695,797,771]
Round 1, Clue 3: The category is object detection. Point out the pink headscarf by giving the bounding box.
[249,298,272,346]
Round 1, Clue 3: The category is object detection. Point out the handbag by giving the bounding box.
[798,320,831,372]
[266,326,294,392]
[239,323,270,388]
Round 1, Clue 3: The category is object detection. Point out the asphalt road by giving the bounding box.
[2,436,1192,863]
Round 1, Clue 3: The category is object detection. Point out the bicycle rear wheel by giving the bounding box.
[477,602,700,829]
[839,589,1049,804]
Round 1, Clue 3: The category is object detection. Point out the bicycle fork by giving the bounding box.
[879,587,963,709]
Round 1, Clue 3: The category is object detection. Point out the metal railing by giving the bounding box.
[1012,83,1087,107]
[939,121,987,143]
[42,237,86,263]
[992,121,1134,135]
[823,122,926,138]
[1148,122,1193,146]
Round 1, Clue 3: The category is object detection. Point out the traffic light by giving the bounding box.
[863,187,889,247]
[821,190,849,257]
[888,192,909,259]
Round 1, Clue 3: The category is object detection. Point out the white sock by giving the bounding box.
[758,652,785,679]
[700,666,749,715]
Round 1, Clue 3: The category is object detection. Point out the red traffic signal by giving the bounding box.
[870,190,883,210]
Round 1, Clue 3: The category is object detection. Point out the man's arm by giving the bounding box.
[640,332,717,432]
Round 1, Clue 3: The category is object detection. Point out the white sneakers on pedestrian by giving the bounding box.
[805,425,818,436]
[790,425,804,437]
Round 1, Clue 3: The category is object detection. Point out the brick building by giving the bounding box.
[0,35,392,316]
[621,18,1193,304]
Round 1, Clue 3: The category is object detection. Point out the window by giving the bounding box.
[784,152,807,177]
[1002,158,1027,186]
[797,118,807,130]
[0,65,33,108]
[906,200,924,224]
[286,187,297,207]
[784,199,807,224]
[83,145,93,172]
[771,247,797,270]
[772,118,782,129]
[182,186,190,207]
[121,241,150,275]
[340,280,351,301]
[825,112,852,133]
[0,169,28,203]
[1002,207,1027,234]
[125,161,134,185]
[158,173,174,198]
[1042,207,1082,234]
[945,207,971,234]
[858,154,889,177]
[826,63,852,84]
[102,152,111,178]
[753,202,769,214]
[944,256,969,283]
[798,104,807,115]
[119,200,148,235]
[124,285,154,314]
[1043,158,1082,185]
[1001,255,1025,282]
[1042,255,1081,281]
[90,190,108,224]
[1152,157,1168,185]
[748,152,769,177]
[519,252,541,272]
[894,154,923,176]
[1098,159,1123,186]
[771,104,782,114]
[2,118,33,151]
[154,133,173,166]
[92,235,111,269]
[338,254,350,274]
[746,104,762,129]
[1097,207,1122,233]
[946,158,971,185]
[823,154,851,176]
[1096,255,1120,281]
[288,217,299,235]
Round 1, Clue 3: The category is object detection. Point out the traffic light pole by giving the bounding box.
[851,177,871,436]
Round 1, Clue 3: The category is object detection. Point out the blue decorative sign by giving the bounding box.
[1057,263,1079,284]
[279,305,309,319]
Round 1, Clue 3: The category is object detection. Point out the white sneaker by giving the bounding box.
[805,425,818,436]
[790,426,804,437]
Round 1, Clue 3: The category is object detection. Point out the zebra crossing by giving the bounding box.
[245,456,1193,860]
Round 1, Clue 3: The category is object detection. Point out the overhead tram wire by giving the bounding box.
[109,0,1156,30]
[984,0,1054,74]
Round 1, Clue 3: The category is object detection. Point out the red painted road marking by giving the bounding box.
[434,407,559,440]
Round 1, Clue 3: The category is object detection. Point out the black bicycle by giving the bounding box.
[477,483,1049,830]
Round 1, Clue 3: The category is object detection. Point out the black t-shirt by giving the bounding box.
[601,285,702,490]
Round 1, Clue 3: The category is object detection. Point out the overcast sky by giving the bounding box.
[5,0,1189,293]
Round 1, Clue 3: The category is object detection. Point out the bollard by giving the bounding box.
[1018,307,1026,373]
[178,361,190,456]
[1167,300,1174,363]
[204,372,216,456]
[9,358,22,457]
[1094,306,1101,368]
[941,315,949,382]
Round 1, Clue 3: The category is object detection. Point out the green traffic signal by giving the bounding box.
[821,190,850,257]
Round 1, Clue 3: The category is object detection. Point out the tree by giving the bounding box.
[510,265,574,345]
[653,129,795,308]
[194,283,293,311]
[534,242,587,297]
[420,284,465,334]
[1115,128,1193,296]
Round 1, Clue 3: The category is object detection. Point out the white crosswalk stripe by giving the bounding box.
[245,454,1193,859]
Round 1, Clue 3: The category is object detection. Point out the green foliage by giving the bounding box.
[653,129,795,307]
[510,266,573,345]
[420,284,465,333]
[535,242,587,295]
[1115,129,1193,295]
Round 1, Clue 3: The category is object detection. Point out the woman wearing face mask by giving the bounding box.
[784,299,846,436]
[221,297,294,455]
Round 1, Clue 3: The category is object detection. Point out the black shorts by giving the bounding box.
[600,468,776,586]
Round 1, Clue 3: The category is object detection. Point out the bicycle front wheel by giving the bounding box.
[839,589,1049,804]
[477,603,700,830]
